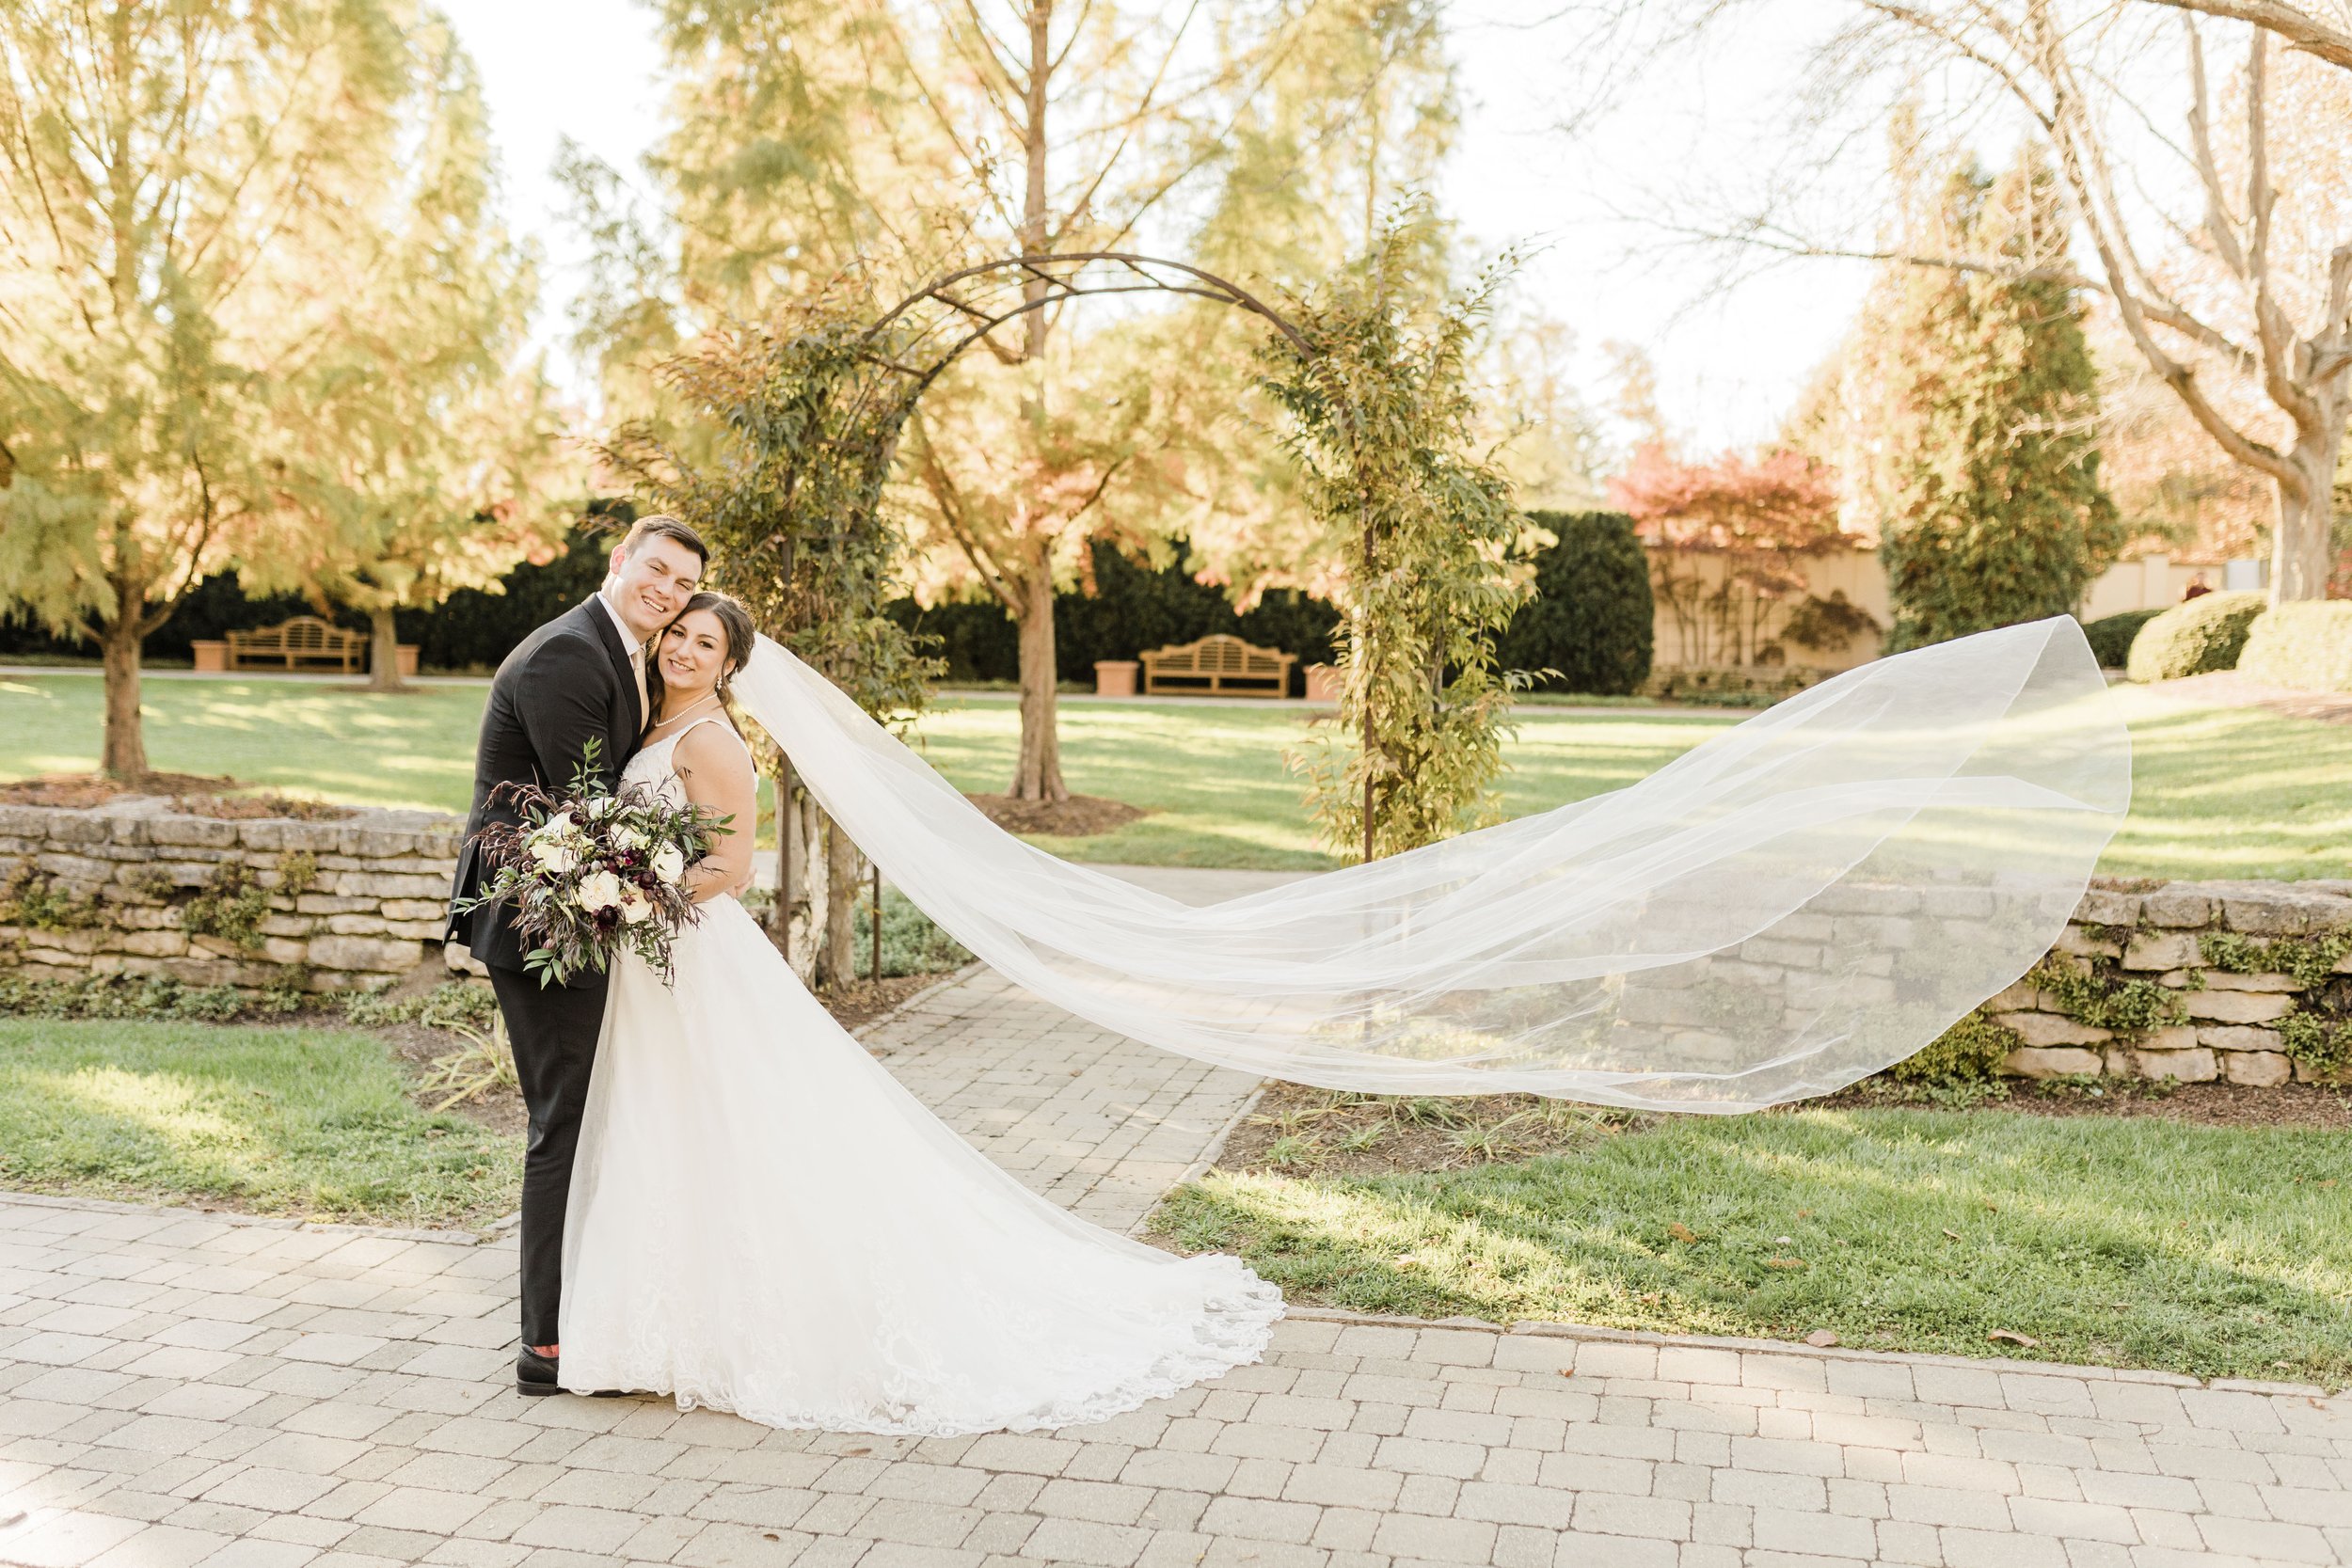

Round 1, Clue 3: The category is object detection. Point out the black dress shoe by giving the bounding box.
[515,1346,628,1399]
[516,1346,561,1397]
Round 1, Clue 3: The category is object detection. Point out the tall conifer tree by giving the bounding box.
[1834,142,2123,650]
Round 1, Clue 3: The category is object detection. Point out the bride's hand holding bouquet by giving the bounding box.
[454,738,733,987]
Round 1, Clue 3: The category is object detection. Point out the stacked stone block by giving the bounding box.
[5,790,2350,1089]
[0,797,460,994]
[1990,879,2352,1085]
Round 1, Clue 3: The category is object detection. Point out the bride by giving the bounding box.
[557,592,1283,1433]
[557,584,2127,1432]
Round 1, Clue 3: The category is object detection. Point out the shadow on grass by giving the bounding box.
[0,1021,518,1227]
[1153,1108,2352,1383]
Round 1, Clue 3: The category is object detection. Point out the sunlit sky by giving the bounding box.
[444,0,1873,457]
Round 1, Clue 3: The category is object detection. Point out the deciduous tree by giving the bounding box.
[1608,444,1855,668]
[1679,5,2352,603]
[260,17,564,690]
[580,0,1459,800]
[0,0,410,773]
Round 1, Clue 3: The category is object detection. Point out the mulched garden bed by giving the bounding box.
[172,791,355,821]
[1819,1075,2352,1131]
[964,791,1147,836]
[820,973,943,1033]
[1216,1074,2352,1178]
[0,772,355,820]
[3,771,239,808]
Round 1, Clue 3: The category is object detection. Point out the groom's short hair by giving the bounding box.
[617,514,708,565]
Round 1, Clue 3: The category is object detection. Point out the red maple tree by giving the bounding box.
[1606,444,1867,668]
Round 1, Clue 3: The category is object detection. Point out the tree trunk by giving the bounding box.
[1009,545,1068,802]
[819,814,859,988]
[2271,410,2344,603]
[367,607,405,692]
[997,7,1068,806]
[776,773,826,986]
[99,611,147,781]
[772,759,796,956]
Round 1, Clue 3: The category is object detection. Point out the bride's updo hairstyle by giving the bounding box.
[646,591,758,738]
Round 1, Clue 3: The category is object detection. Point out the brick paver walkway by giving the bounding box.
[6,962,2350,1568]
[856,965,1263,1232]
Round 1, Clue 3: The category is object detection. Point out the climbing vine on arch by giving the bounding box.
[601,284,945,985]
[606,237,1533,983]
[1255,215,1534,860]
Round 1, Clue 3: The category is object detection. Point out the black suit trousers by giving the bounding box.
[489,963,609,1348]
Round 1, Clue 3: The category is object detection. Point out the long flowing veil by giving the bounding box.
[731,616,2129,1113]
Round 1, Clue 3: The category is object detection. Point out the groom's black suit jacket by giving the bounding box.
[447,594,646,977]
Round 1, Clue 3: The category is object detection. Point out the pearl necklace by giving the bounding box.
[650,693,720,737]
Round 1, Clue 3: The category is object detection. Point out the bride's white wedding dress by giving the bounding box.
[557,715,1283,1433]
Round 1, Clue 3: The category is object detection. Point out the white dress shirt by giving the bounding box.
[596,588,649,719]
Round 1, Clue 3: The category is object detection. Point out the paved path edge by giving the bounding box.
[1276,1304,2351,1402]
[1142,1080,1271,1238]
[7,1182,2344,1404]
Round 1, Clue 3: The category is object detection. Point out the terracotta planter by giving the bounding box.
[1093,659,1139,697]
[1304,662,1343,703]
[191,641,230,673]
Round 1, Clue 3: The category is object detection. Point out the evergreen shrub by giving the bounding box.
[1495,511,1653,695]
[2125,592,2268,682]
[2082,607,2162,669]
[2236,601,2352,693]
[1887,1009,2019,1085]
[886,541,1339,691]
[0,512,626,673]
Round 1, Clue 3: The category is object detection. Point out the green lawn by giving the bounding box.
[1152,1105,2352,1384]
[0,673,487,812]
[0,1018,519,1227]
[7,672,2349,879]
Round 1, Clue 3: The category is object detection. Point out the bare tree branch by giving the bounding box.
[2134,0,2352,69]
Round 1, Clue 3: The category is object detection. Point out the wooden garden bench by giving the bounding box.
[224,615,365,673]
[1138,634,1297,698]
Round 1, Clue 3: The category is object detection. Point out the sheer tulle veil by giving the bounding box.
[730,616,2129,1113]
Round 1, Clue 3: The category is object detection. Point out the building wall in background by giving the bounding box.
[1646,544,2269,674]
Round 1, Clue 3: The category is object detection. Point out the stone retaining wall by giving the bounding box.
[5,791,2351,1088]
[1990,879,2352,1085]
[0,799,460,993]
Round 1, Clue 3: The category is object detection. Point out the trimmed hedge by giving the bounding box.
[886,541,1340,692]
[2125,591,2268,682]
[3,506,1643,697]
[1495,511,1654,695]
[2236,601,2352,693]
[898,515,1654,697]
[2082,607,2163,670]
[0,511,626,673]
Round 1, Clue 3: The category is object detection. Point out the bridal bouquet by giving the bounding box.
[454,739,732,988]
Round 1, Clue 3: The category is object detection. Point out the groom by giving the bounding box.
[447,513,707,1395]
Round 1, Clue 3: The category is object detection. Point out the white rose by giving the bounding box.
[651,845,687,884]
[610,824,648,852]
[619,892,652,925]
[585,796,619,820]
[538,843,579,876]
[576,870,623,912]
[543,809,576,836]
